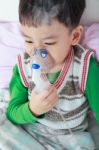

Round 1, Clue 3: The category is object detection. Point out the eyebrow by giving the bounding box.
[42,35,58,40]
[21,31,58,40]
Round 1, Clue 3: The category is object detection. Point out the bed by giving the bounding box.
[0,0,99,150]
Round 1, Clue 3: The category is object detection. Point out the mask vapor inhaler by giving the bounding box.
[31,48,54,93]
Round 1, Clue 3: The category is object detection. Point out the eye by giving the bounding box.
[45,42,57,45]
[25,40,33,44]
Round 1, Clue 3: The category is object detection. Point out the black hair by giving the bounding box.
[19,0,85,28]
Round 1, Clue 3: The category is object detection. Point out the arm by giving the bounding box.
[85,57,99,123]
[6,64,38,124]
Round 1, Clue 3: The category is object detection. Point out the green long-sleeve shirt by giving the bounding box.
[6,57,99,124]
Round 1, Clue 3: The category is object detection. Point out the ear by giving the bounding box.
[71,25,83,46]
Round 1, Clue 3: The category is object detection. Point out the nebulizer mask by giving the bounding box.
[31,48,95,150]
[31,48,54,93]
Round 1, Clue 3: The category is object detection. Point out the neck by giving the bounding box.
[49,62,64,73]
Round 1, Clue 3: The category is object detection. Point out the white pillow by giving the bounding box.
[0,22,24,88]
[81,23,99,60]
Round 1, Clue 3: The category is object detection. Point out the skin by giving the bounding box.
[21,20,83,116]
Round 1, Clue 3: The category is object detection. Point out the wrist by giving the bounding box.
[28,102,41,117]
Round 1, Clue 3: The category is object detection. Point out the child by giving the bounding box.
[6,0,99,149]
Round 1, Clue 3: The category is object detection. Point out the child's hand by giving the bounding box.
[29,86,58,116]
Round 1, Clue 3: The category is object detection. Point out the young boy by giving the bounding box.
[6,0,99,149]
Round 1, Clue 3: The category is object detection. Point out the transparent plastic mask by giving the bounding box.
[31,48,54,73]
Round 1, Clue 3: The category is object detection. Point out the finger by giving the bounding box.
[46,86,56,97]
[45,91,59,105]
[40,85,55,99]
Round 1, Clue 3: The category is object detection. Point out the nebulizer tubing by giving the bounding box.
[31,48,92,150]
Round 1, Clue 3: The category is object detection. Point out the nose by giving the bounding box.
[34,41,45,49]
[34,43,46,52]
[33,48,48,58]
[30,42,46,56]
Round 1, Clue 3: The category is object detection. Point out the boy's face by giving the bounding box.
[21,20,82,71]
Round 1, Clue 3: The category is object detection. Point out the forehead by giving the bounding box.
[20,20,70,38]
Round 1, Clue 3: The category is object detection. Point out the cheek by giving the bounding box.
[49,44,71,63]
[48,48,64,63]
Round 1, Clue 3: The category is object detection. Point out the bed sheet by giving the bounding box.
[0,89,46,150]
[0,119,45,150]
[0,89,99,150]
